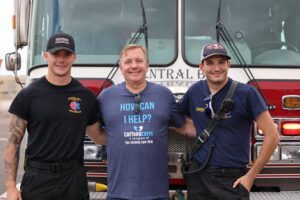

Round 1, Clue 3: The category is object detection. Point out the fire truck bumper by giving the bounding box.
[88,191,300,200]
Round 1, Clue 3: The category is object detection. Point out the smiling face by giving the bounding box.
[200,55,230,88]
[44,49,76,79]
[119,47,149,86]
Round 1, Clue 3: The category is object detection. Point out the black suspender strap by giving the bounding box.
[191,80,238,154]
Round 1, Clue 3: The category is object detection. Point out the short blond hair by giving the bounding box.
[119,44,149,64]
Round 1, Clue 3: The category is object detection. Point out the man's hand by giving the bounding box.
[172,118,196,137]
[233,174,255,192]
[7,187,22,200]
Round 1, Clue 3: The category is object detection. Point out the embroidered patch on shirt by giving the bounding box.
[68,97,82,113]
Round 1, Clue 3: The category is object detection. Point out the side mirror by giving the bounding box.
[5,52,21,71]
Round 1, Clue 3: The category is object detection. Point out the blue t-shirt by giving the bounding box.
[178,78,267,168]
[97,81,185,200]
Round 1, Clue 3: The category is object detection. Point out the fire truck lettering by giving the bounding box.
[147,68,195,80]
[198,70,205,79]
[166,69,174,79]
[175,69,184,79]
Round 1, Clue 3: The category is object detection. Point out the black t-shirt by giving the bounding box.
[9,76,99,163]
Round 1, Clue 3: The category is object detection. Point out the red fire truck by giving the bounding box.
[6,0,300,199]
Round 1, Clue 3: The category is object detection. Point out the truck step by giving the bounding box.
[250,191,300,200]
[89,191,300,200]
[90,192,107,200]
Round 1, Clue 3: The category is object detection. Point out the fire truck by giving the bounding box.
[6,0,300,199]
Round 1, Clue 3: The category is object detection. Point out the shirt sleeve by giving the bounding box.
[8,90,30,121]
[88,94,101,125]
[247,86,268,120]
[96,92,105,127]
[177,89,191,117]
[169,93,186,128]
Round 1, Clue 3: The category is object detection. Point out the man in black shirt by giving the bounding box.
[4,32,104,200]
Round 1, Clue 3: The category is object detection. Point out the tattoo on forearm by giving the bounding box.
[5,114,27,185]
[8,115,27,145]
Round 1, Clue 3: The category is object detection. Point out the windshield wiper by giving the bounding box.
[98,0,149,94]
[141,0,148,50]
[127,0,148,48]
[215,0,274,109]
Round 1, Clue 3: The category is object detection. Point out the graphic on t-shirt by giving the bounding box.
[120,101,154,124]
[120,101,155,145]
[124,126,154,145]
[68,97,82,113]
[134,126,143,131]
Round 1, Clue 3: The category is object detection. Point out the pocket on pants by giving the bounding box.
[20,169,39,194]
[237,183,250,195]
[65,165,90,200]
[76,166,89,193]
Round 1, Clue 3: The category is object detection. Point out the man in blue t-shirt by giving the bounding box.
[178,43,279,200]
[97,44,195,200]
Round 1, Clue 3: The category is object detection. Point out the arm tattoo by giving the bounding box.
[8,114,27,146]
[4,114,27,186]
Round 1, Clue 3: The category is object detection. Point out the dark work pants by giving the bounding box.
[186,159,250,200]
[107,198,169,200]
[20,164,89,200]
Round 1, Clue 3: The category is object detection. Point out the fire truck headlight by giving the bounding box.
[281,145,300,161]
[84,145,102,161]
[256,145,280,161]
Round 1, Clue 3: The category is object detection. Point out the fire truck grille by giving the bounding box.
[168,129,194,153]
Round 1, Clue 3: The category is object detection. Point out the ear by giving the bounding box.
[199,63,204,71]
[44,52,49,60]
[119,62,125,75]
[227,59,231,67]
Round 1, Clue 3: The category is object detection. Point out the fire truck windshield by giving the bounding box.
[29,0,300,70]
[29,0,176,68]
[184,0,300,67]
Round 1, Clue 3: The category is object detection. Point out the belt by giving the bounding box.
[26,160,79,172]
[206,166,247,177]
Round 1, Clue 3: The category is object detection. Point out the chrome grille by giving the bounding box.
[168,129,194,153]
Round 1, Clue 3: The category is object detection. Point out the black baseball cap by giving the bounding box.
[200,43,231,63]
[46,32,75,54]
